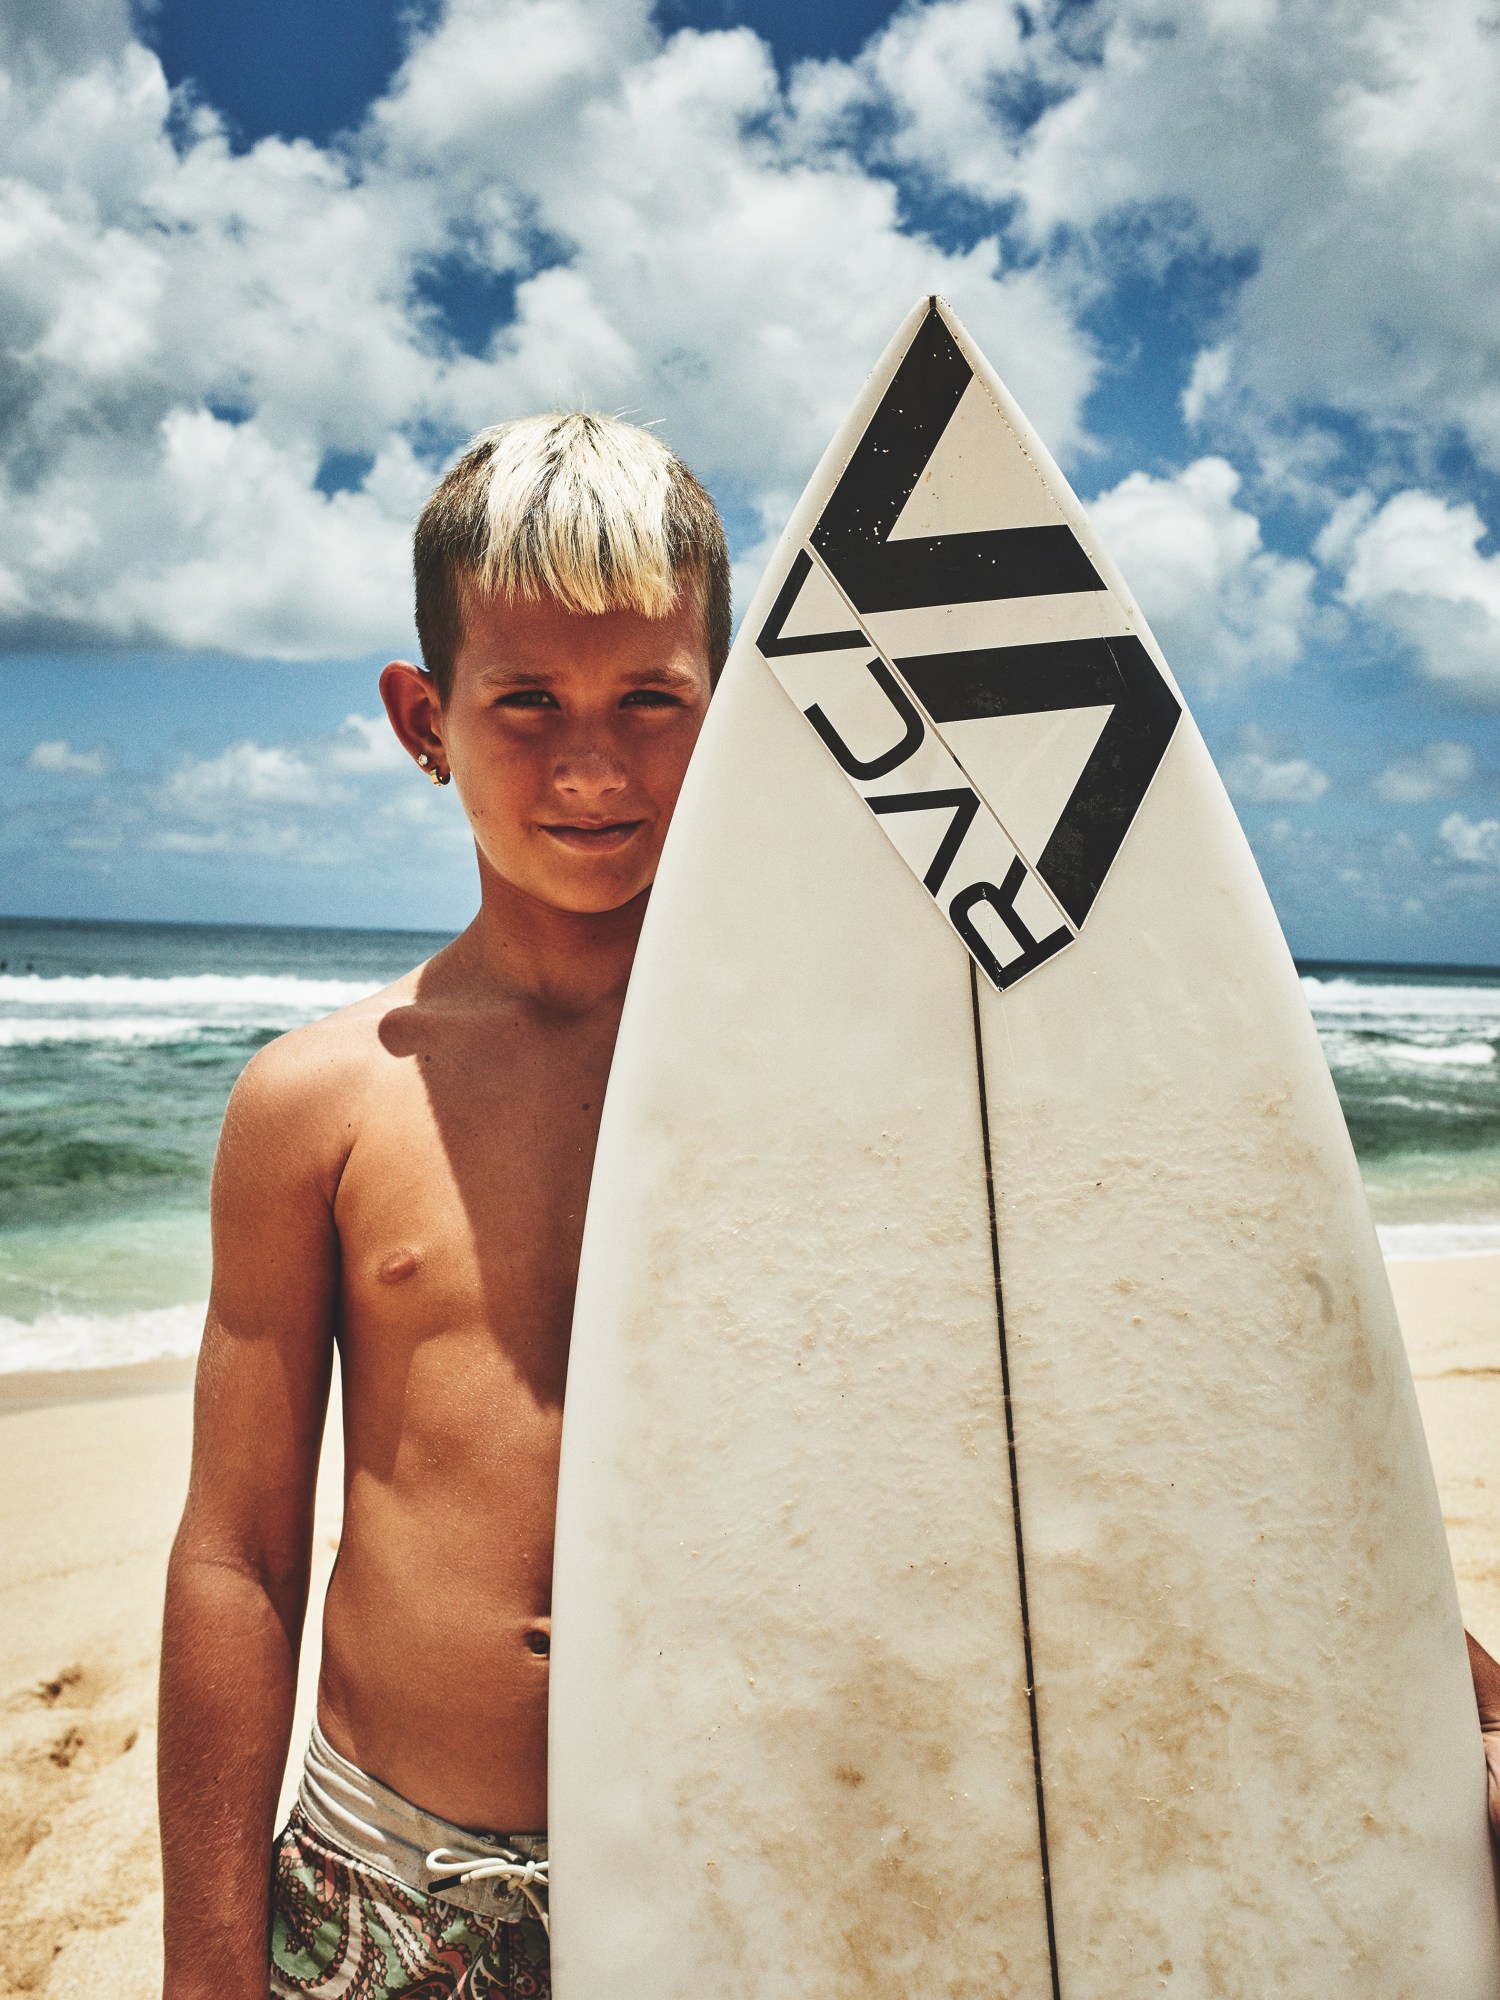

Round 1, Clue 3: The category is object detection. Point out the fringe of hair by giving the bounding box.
[413,412,731,694]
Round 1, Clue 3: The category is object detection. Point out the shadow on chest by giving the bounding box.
[339,1002,612,1381]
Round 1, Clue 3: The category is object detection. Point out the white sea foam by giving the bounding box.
[0,972,380,1010]
[1303,974,1500,1028]
[1390,1040,1494,1066]
[0,1300,204,1373]
[0,1015,216,1047]
[1300,977,1500,1093]
[0,971,383,1047]
[1377,1222,1500,1260]
[1353,1038,1495,1069]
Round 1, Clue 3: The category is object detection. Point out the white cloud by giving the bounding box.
[50,416,423,658]
[150,819,312,859]
[15,711,424,878]
[1440,813,1500,870]
[3,0,1497,689]
[325,712,408,774]
[163,740,327,813]
[1088,458,1315,683]
[0,0,1099,659]
[1181,346,1232,428]
[24,737,111,776]
[0,20,438,655]
[1225,755,1330,806]
[854,0,1500,473]
[1321,489,1500,703]
[384,3,1098,479]
[1372,739,1476,804]
[1222,726,1330,805]
[140,711,465,863]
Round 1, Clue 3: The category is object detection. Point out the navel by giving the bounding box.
[377,1248,422,1285]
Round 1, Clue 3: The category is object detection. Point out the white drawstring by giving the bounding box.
[424,1845,550,1934]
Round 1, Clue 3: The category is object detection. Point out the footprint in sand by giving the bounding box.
[0,1657,157,1993]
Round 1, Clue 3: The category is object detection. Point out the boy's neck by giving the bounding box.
[450,863,649,1017]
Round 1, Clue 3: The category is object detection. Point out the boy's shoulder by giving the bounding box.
[220,962,432,1184]
[248,962,427,1087]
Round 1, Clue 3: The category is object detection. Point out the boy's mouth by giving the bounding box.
[540,818,646,853]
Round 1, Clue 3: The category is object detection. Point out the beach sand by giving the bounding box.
[1,1259,1497,1996]
[0,1360,344,1998]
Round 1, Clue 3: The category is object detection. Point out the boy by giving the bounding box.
[157,412,730,2000]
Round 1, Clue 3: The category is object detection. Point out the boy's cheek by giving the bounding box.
[645,720,707,800]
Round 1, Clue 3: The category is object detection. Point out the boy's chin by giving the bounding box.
[500,861,654,919]
[550,881,652,917]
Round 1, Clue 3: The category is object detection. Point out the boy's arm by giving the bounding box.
[1468,1629,1500,1847]
[158,1035,345,2000]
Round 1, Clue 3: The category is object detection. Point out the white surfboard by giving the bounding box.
[549,298,1500,1999]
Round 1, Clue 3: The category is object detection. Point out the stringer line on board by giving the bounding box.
[969,958,1062,2000]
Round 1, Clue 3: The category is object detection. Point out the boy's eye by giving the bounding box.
[621,689,680,708]
[495,689,557,709]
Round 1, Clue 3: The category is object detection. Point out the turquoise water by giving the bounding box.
[0,918,450,1369]
[1,917,1496,1370]
[1298,961,1500,1250]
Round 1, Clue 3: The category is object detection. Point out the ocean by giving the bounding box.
[1,916,1497,1374]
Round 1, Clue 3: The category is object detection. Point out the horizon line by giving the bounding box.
[1,911,1497,980]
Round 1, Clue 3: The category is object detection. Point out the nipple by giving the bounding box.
[378,1249,421,1285]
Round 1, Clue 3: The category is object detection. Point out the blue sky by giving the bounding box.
[3,0,1498,959]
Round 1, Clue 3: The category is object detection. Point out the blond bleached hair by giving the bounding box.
[413,411,731,696]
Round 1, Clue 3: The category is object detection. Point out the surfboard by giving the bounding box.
[548,297,1500,1999]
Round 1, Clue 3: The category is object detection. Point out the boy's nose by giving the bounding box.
[554,737,628,798]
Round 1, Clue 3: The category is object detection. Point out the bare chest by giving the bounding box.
[332,1022,613,1400]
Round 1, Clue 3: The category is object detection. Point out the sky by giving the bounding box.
[2,0,1498,961]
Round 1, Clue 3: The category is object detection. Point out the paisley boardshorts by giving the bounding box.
[268,1723,549,2000]
[269,1808,550,1999]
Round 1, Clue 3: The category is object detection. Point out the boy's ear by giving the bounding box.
[380,661,447,778]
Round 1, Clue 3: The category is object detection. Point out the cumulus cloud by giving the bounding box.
[1181,347,1232,429]
[1222,725,1330,806]
[162,740,331,814]
[402,9,1097,477]
[148,708,444,856]
[1088,458,1315,683]
[1372,740,1477,804]
[1320,490,1500,703]
[851,0,1500,472]
[324,711,409,774]
[1226,756,1331,806]
[3,0,1497,699]
[0,0,1098,660]
[24,737,111,776]
[1440,813,1500,870]
[131,712,403,856]
[8,701,451,887]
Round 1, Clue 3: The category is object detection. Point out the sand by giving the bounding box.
[1,1258,1496,1996]
[0,1360,344,1997]
[1387,1256,1500,1643]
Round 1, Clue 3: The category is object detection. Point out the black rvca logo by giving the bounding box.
[758,304,1180,988]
